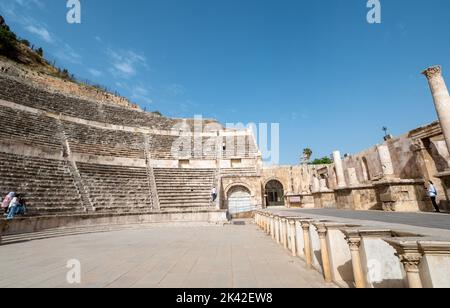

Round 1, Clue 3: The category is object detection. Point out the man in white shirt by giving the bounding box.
[428,181,440,213]
[211,187,217,202]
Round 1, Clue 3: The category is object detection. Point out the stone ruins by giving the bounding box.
[0,61,449,288]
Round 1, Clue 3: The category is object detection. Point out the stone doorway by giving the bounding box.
[265,180,285,206]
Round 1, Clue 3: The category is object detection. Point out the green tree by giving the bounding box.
[36,47,44,57]
[20,39,30,47]
[310,157,333,165]
[0,25,18,59]
[302,148,313,162]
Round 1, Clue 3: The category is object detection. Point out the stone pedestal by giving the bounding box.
[319,223,361,287]
[285,193,314,209]
[312,190,336,209]
[418,240,450,288]
[334,185,379,211]
[374,179,430,212]
[342,228,421,288]
[386,238,450,288]
[384,238,423,288]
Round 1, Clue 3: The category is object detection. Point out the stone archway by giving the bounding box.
[265,179,285,206]
[227,185,252,215]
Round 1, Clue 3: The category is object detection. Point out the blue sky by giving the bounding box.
[1,0,450,165]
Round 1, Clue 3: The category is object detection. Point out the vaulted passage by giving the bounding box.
[227,185,252,215]
[265,180,285,207]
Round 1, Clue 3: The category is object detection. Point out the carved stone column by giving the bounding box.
[281,218,288,250]
[301,221,313,267]
[385,238,423,288]
[423,66,450,161]
[377,145,395,179]
[289,219,297,257]
[270,215,275,239]
[275,216,280,244]
[333,151,347,188]
[343,229,366,288]
[315,223,332,283]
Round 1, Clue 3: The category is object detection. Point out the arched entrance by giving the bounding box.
[227,185,252,215]
[265,180,285,206]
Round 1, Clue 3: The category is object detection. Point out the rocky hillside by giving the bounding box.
[0,15,139,110]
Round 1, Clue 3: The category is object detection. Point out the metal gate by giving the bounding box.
[227,186,252,215]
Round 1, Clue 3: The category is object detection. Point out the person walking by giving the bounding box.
[428,181,441,213]
[211,187,217,202]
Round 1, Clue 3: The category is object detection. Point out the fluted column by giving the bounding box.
[289,219,297,257]
[316,224,333,283]
[333,151,347,188]
[423,66,450,161]
[275,217,280,244]
[270,215,275,239]
[385,239,423,289]
[281,218,288,249]
[343,230,366,288]
[301,221,313,267]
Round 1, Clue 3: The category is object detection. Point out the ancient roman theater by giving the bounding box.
[0,57,450,288]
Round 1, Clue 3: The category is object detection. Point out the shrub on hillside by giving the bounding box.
[0,25,19,60]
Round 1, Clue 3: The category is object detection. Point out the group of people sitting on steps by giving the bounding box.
[1,192,27,220]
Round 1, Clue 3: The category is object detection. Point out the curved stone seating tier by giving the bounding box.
[77,163,153,213]
[220,167,258,177]
[0,105,63,152]
[150,135,220,160]
[0,75,225,132]
[0,75,107,123]
[0,75,176,130]
[150,135,181,160]
[153,168,215,209]
[0,152,84,215]
[101,104,177,130]
[221,136,259,159]
[63,121,146,159]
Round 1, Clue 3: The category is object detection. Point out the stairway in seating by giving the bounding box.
[153,168,215,210]
[77,163,153,214]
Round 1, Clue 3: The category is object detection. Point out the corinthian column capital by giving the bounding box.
[422,65,442,80]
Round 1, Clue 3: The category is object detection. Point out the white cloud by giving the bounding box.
[53,43,82,64]
[87,68,103,77]
[165,84,185,97]
[130,85,153,104]
[25,25,53,43]
[106,49,148,79]
[12,0,45,9]
[0,0,82,65]
[114,82,153,105]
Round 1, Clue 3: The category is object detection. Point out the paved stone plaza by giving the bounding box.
[0,222,335,288]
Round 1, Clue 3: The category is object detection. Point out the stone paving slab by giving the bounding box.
[0,222,336,288]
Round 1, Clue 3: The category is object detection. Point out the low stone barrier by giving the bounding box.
[0,209,228,242]
[254,210,450,288]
